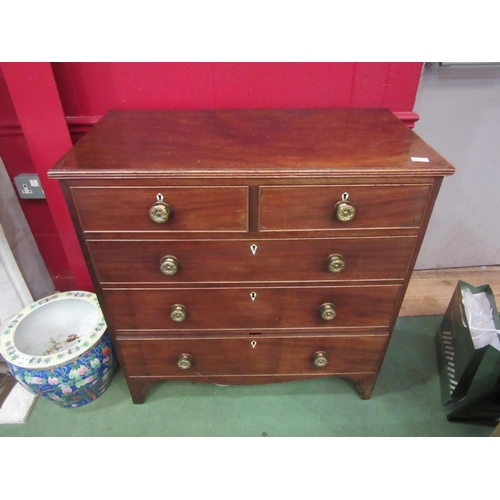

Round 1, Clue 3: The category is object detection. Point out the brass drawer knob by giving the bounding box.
[177,353,193,369]
[327,254,345,273]
[149,193,171,223]
[312,351,328,367]
[170,304,187,322]
[320,303,336,321]
[160,255,179,275]
[334,193,356,222]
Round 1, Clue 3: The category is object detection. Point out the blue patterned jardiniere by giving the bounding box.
[0,291,116,408]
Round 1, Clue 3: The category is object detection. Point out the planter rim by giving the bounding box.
[0,291,107,369]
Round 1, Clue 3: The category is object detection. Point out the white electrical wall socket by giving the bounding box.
[14,174,46,199]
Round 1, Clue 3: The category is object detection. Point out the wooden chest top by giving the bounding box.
[49,108,455,179]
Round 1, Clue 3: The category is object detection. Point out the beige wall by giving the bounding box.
[413,63,500,269]
[0,158,54,304]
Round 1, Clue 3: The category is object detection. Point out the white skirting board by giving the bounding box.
[0,156,56,424]
[0,383,37,424]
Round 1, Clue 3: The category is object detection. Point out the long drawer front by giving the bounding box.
[88,236,416,284]
[104,285,400,331]
[117,334,389,376]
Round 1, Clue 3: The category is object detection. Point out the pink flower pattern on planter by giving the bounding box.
[1,291,116,408]
[6,333,116,408]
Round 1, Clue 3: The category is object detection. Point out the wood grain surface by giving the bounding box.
[48,109,455,403]
[103,284,400,331]
[49,109,455,179]
[400,266,500,316]
[88,236,416,284]
[117,334,389,377]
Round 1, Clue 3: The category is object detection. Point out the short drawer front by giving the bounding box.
[103,285,400,331]
[71,186,249,232]
[89,236,416,284]
[117,334,389,377]
[259,184,432,231]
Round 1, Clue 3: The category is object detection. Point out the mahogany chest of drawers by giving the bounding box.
[49,108,454,404]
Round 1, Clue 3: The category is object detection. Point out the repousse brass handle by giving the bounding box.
[170,304,187,322]
[312,351,328,367]
[327,254,345,273]
[320,303,336,321]
[149,194,171,223]
[160,255,179,275]
[334,201,355,222]
[177,353,193,369]
[334,194,356,222]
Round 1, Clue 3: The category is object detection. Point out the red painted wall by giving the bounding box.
[0,66,77,291]
[51,62,422,114]
[0,62,423,292]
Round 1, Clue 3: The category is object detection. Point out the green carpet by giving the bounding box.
[0,316,496,437]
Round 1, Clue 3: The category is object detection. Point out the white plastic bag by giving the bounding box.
[462,288,500,351]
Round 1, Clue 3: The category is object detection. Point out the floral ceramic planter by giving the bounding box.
[0,291,116,408]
